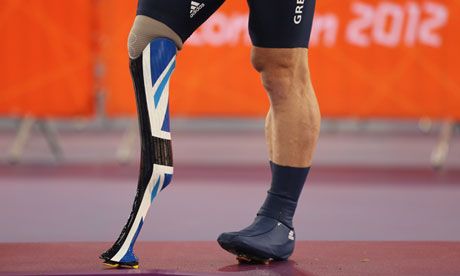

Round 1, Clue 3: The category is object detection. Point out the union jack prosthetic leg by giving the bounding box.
[100,38,176,269]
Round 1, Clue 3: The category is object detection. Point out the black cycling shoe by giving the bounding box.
[217,216,295,263]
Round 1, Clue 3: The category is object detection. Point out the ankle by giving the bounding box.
[257,192,296,229]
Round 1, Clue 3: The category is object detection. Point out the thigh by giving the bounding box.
[247,0,316,48]
[137,0,225,43]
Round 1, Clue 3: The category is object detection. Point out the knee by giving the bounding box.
[128,15,183,59]
[251,48,309,105]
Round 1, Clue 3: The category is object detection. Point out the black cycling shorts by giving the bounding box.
[137,0,316,48]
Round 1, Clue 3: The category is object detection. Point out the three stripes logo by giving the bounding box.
[190,1,205,18]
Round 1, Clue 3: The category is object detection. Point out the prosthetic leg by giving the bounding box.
[100,38,176,268]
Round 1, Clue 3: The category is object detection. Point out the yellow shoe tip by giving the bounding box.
[120,264,139,269]
[103,263,119,268]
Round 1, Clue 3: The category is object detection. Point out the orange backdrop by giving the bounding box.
[100,0,460,119]
[1,0,459,119]
[0,0,95,118]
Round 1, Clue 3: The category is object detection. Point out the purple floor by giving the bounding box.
[1,129,460,242]
[2,241,460,276]
[1,164,460,242]
[1,127,459,275]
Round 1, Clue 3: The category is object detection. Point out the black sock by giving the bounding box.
[257,161,310,229]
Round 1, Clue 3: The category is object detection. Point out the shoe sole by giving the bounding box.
[236,254,273,265]
[219,242,275,264]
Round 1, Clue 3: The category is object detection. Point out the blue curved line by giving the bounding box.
[154,61,176,108]
[151,177,161,202]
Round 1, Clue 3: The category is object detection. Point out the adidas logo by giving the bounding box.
[288,230,295,241]
[190,1,205,18]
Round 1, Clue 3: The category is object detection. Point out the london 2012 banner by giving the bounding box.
[100,0,460,119]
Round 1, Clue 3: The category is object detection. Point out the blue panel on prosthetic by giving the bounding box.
[161,173,173,191]
[148,38,176,137]
[119,219,144,264]
[150,39,177,84]
[161,104,171,132]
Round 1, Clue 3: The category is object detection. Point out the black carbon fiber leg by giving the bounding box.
[101,38,176,268]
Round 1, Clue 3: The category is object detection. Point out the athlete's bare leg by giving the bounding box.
[253,47,320,168]
[217,47,320,263]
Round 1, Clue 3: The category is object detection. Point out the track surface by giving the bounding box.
[1,128,459,275]
[1,241,460,275]
[2,164,460,242]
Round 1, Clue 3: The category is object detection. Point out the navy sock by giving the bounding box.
[257,161,310,229]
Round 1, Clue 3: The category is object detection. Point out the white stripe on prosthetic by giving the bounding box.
[111,164,173,262]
